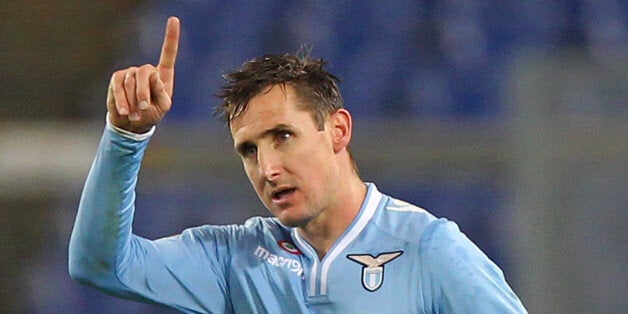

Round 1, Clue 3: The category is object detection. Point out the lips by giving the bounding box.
[271,187,296,202]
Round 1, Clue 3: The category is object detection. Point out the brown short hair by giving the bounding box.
[215,53,343,130]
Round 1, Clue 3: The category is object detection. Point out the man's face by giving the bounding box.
[230,85,340,227]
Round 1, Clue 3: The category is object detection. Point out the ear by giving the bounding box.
[328,109,352,153]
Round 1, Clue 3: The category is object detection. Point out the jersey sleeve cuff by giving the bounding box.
[105,113,156,141]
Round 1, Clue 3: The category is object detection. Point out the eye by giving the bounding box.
[275,130,292,144]
[239,143,257,158]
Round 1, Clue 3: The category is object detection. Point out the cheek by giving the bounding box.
[243,163,262,189]
[295,143,334,179]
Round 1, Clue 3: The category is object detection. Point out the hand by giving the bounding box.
[106,17,180,133]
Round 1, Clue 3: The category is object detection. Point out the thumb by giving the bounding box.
[151,72,172,114]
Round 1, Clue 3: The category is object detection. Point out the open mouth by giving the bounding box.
[272,188,296,201]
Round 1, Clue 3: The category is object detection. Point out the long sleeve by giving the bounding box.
[68,124,231,313]
[68,124,152,298]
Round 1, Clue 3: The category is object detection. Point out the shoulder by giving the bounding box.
[179,216,288,242]
[418,218,491,270]
[154,217,289,264]
[418,219,527,312]
[370,194,438,244]
[418,218,498,278]
[173,217,293,256]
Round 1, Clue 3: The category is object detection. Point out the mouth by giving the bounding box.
[271,187,296,202]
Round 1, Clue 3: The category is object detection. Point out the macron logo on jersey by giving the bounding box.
[254,245,304,277]
[347,251,403,292]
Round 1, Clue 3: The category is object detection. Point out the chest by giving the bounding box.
[226,236,423,313]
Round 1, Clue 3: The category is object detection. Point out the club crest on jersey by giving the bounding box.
[347,251,403,292]
[278,240,301,255]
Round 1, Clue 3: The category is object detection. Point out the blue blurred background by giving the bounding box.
[1,1,625,313]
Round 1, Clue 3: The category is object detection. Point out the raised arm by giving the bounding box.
[69,17,204,299]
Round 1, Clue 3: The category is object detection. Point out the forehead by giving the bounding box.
[229,85,315,139]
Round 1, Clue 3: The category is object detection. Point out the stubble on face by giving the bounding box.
[230,85,338,229]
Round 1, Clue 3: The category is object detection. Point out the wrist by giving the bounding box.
[106,113,155,141]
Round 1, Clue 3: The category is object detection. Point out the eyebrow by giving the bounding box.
[234,124,294,153]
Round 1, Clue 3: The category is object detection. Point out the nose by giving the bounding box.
[257,146,281,183]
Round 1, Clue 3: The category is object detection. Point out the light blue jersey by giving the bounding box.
[69,124,527,313]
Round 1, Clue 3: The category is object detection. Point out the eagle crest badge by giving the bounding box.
[347,251,403,292]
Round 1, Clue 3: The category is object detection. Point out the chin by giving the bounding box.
[275,215,309,228]
[267,204,306,227]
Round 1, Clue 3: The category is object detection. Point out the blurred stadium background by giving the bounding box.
[1,1,625,313]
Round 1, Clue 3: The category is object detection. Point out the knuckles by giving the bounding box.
[112,64,157,82]
[137,64,157,74]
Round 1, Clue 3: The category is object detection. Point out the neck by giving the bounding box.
[297,175,367,260]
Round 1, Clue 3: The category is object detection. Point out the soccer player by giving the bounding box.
[69,17,526,313]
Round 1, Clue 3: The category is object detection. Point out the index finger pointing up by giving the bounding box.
[157,17,180,92]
